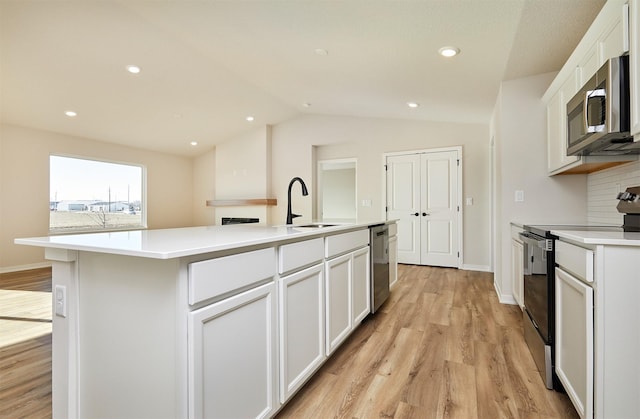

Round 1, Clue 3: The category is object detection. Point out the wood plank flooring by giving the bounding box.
[0,265,578,419]
[0,268,52,419]
[276,265,579,419]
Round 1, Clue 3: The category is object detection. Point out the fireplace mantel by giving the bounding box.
[206,199,277,207]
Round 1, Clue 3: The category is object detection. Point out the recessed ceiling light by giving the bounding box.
[438,46,460,58]
[64,110,77,117]
[246,116,254,122]
[314,48,328,56]
[407,102,419,108]
[126,65,141,74]
[190,141,198,146]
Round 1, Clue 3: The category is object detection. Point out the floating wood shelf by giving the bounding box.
[206,199,277,207]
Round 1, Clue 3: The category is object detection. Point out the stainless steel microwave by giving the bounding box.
[566,55,640,156]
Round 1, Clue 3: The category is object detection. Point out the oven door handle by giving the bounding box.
[519,232,553,251]
[519,232,543,246]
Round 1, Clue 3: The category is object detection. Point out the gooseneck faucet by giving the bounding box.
[286,177,309,224]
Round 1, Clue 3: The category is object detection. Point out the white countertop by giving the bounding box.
[15,220,390,259]
[551,229,640,247]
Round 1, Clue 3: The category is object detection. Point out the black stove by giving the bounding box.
[525,224,623,238]
[521,223,624,390]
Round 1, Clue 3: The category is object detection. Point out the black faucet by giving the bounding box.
[286,177,309,224]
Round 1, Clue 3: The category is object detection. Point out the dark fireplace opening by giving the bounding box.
[221,217,259,225]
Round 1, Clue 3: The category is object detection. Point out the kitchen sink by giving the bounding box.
[294,223,337,228]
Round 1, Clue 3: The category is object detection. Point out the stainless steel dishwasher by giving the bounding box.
[370,224,390,313]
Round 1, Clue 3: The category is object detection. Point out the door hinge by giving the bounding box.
[457,252,460,257]
[457,159,460,166]
[457,205,460,211]
[385,206,388,212]
[384,164,388,171]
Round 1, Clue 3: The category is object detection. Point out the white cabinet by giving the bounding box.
[325,252,353,354]
[547,72,580,174]
[553,238,640,419]
[352,246,370,325]
[324,230,370,355]
[510,228,524,309]
[188,248,278,419]
[629,0,640,139]
[545,0,634,175]
[278,263,325,403]
[598,5,628,62]
[188,282,277,419]
[388,234,398,288]
[555,267,594,419]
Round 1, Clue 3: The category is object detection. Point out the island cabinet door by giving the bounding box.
[352,246,370,325]
[188,282,277,419]
[278,263,325,403]
[325,253,353,355]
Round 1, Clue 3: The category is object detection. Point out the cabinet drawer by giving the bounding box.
[278,238,324,275]
[555,241,594,283]
[325,229,369,259]
[188,248,276,305]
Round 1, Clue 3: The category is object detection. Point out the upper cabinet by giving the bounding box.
[545,0,637,175]
[629,0,640,139]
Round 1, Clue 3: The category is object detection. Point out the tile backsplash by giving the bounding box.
[587,160,640,225]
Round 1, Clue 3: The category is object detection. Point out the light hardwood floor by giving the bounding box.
[0,268,52,418]
[0,265,578,419]
[276,265,578,419]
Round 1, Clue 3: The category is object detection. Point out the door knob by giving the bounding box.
[422,212,429,216]
[412,212,419,216]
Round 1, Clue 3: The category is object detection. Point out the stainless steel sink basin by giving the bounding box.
[294,223,337,228]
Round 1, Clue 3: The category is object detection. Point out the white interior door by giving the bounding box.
[420,151,459,267]
[386,149,460,268]
[385,154,421,264]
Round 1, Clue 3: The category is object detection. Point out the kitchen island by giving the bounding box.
[16,221,396,419]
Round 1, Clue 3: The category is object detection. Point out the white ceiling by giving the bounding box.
[0,0,606,157]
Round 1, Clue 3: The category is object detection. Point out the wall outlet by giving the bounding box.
[515,190,525,202]
[466,197,473,206]
[361,199,372,207]
[55,285,67,318]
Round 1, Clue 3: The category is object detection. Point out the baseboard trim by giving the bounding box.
[461,264,491,272]
[0,262,52,274]
[493,280,517,305]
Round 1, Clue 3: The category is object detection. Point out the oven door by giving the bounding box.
[520,232,550,341]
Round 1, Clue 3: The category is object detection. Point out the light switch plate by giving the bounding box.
[515,190,525,202]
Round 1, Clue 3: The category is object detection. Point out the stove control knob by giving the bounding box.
[628,192,638,202]
[620,192,632,201]
[617,192,625,200]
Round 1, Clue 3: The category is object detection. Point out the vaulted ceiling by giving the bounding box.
[0,0,606,156]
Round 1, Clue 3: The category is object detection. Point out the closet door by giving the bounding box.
[386,154,421,264]
[386,149,460,268]
[419,151,459,267]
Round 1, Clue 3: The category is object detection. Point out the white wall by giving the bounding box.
[0,124,194,271]
[587,160,640,224]
[492,73,589,303]
[270,114,492,270]
[193,148,216,226]
[214,125,273,224]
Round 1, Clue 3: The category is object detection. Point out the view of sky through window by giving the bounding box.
[49,155,145,232]
[50,155,142,202]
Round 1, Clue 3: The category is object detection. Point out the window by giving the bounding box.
[50,155,145,233]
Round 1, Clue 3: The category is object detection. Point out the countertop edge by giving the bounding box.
[15,220,395,259]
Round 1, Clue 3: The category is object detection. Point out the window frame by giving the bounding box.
[49,153,147,234]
